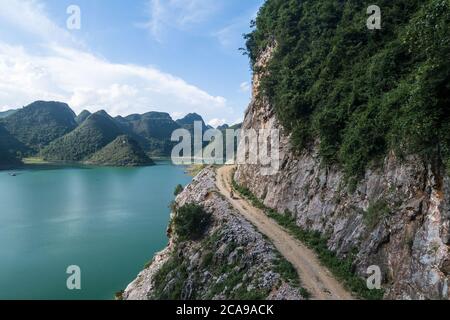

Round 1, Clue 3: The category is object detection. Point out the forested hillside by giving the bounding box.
[41,111,124,161]
[0,101,77,152]
[245,0,450,185]
[87,135,154,167]
[0,124,28,167]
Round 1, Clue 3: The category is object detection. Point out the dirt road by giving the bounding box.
[216,165,354,300]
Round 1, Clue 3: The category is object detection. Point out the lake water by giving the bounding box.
[0,161,191,300]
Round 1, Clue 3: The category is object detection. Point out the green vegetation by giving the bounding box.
[0,101,77,152]
[41,111,123,162]
[0,123,28,167]
[176,113,208,133]
[115,112,184,157]
[114,290,124,300]
[232,176,384,300]
[174,184,184,196]
[299,287,311,300]
[87,135,154,167]
[364,199,391,229]
[273,256,300,286]
[0,100,210,162]
[172,204,212,242]
[22,157,51,165]
[244,0,450,182]
[0,109,17,119]
[75,110,92,125]
[151,252,189,300]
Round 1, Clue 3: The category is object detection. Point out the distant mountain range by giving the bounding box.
[0,101,225,168]
[0,109,18,119]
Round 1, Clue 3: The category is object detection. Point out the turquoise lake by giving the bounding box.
[0,161,191,300]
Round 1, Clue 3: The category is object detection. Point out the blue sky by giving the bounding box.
[0,0,264,126]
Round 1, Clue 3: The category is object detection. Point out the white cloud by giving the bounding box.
[208,118,226,128]
[0,43,228,119]
[232,118,243,125]
[0,0,238,123]
[0,0,81,47]
[240,82,250,92]
[140,0,219,41]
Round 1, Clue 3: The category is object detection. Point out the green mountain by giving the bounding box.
[1,100,211,162]
[75,110,92,125]
[176,113,208,132]
[115,112,182,156]
[87,135,154,167]
[0,124,28,167]
[0,101,77,152]
[0,109,18,119]
[41,110,124,161]
[245,0,450,179]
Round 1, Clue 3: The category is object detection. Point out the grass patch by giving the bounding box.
[232,175,384,300]
[22,157,51,164]
[274,257,299,287]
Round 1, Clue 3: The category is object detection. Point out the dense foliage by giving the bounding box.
[0,110,18,119]
[87,135,154,167]
[172,204,211,241]
[0,101,210,164]
[41,111,123,161]
[0,101,77,153]
[75,110,92,125]
[245,0,450,183]
[116,112,185,157]
[0,124,28,167]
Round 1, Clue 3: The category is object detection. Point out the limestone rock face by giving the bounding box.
[234,46,450,300]
[124,168,303,300]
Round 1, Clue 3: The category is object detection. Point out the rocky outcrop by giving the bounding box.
[234,47,450,300]
[124,168,304,300]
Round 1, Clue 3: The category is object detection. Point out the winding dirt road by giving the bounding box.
[216,165,354,300]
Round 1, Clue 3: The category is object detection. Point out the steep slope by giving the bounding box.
[0,101,77,152]
[244,0,450,181]
[124,168,304,300]
[41,110,123,161]
[115,112,181,156]
[235,0,450,299]
[75,110,92,125]
[218,166,353,300]
[87,135,154,167]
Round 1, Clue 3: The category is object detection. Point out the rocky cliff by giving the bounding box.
[234,46,450,300]
[124,168,304,300]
